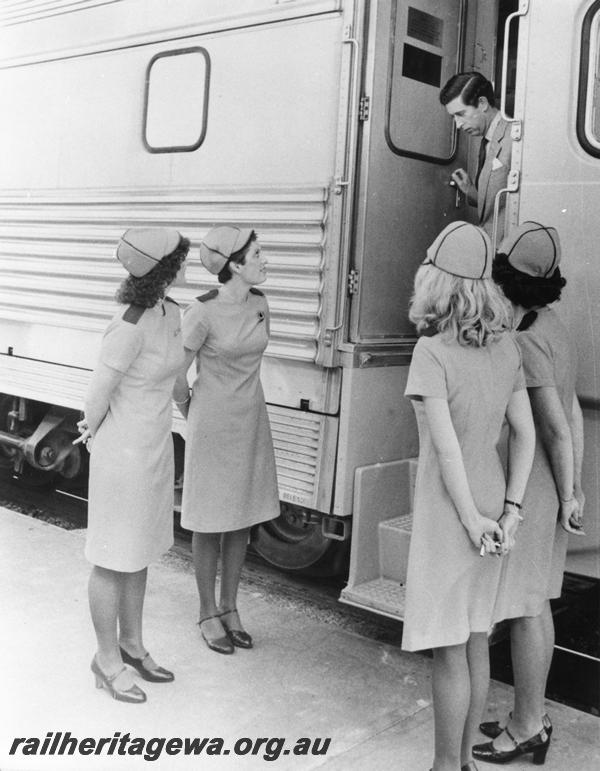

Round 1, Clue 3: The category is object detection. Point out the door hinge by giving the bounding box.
[347,269,359,295]
[358,95,370,121]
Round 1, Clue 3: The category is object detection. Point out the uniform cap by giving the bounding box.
[199,226,254,274]
[498,221,561,277]
[424,221,492,279]
[116,227,181,277]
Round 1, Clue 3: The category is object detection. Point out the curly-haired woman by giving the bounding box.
[402,222,535,771]
[473,222,585,765]
[76,227,189,703]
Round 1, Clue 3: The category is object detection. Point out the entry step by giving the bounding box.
[340,577,406,620]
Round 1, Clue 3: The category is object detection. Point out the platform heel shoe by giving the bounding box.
[91,656,147,703]
[119,647,174,683]
[480,712,552,739]
[473,726,550,765]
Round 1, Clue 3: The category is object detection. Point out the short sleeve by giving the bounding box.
[99,320,143,373]
[513,363,526,392]
[518,330,554,388]
[405,337,448,400]
[182,301,210,351]
[507,334,526,392]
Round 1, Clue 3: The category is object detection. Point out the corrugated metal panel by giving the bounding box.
[0,0,123,26]
[262,404,337,510]
[0,355,337,510]
[0,185,329,362]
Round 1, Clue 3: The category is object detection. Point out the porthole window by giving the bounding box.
[577,1,600,158]
[143,47,210,153]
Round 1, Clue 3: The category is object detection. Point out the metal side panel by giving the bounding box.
[267,404,338,513]
[0,354,336,509]
[0,184,344,412]
[0,1,343,64]
[0,185,328,362]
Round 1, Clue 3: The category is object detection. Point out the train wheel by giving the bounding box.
[251,503,349,576]
[11,460,57,488]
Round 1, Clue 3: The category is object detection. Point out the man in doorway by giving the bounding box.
[440,71,512,242]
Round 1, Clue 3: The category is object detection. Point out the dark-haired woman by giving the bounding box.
[173,226,279,655]
[473,222,585,765]
[76,227,189,702]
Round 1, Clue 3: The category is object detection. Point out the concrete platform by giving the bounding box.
[0,507,598,770]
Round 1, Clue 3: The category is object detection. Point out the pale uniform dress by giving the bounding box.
[493,307,576,622]
[401,332,525,652]
[85,298,184,572]
[180,288,279,532]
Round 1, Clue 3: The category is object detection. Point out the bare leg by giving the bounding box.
[192,531,224,640]
[540,601,555,685]
[118,568,148,657]
[432,642,470,771]
[493,612,546,749]
[462,632,489,765]
[218,527,250,628]
[88,565,135,688]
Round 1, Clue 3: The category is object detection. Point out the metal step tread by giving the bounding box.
[380,513,413,532]
[341,577,406,620]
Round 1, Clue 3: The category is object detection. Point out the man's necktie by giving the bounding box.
[475,137,488,188]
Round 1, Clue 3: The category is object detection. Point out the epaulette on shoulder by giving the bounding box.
[122,304,146,324]
[196,289,219,303]
[164,296,179,306]
[249,287,264,296]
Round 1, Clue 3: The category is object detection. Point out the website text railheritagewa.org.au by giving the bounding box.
[8,732,332,763]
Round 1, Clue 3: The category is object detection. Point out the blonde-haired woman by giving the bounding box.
[401,222,536,771]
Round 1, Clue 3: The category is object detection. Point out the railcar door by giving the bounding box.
[349,0,472,343]
[340,0,519,617]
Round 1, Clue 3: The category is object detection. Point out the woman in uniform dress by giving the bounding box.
[173,226,279,655]
[473,222,585,765]
[401,222,535,771]
[76,227,188,702]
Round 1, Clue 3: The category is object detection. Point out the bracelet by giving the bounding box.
[559,495,575,503]
[173,395,191,405]
[504,498,522,509]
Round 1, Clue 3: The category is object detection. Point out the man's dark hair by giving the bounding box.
[492,253,566,309]
[440,71,496,109]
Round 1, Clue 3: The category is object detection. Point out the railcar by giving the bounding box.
[0,0,598,619]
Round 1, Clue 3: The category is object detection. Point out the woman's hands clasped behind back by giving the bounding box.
[73,418,93,453]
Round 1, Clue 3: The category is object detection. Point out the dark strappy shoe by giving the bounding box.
[473,726,550,765]
[480,712,552,739]
[91,656,147,703]
[219,608,253,649]
[119,647,174,683]
[198,614,234,655]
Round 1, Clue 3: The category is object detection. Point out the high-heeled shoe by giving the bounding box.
[473,726,550,765]
[119,646,174,683]
[91,656,147,703]
[480,712,552,739]
[198,615,234,655]
[219,608,253,649]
